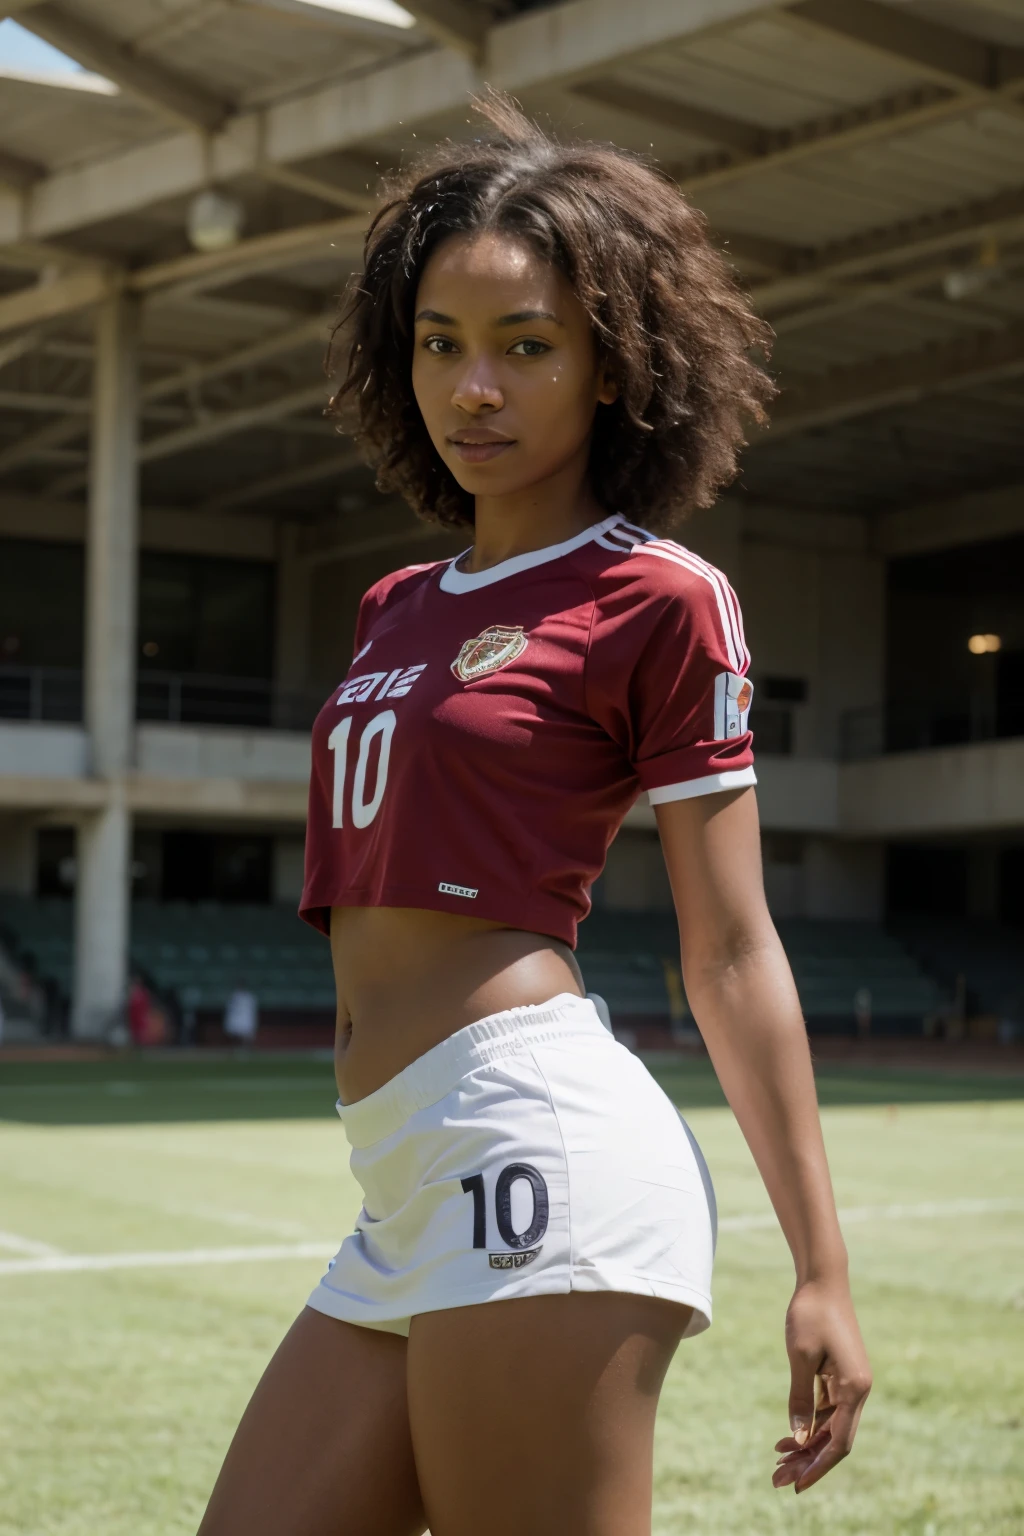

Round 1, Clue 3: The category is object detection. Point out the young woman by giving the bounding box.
[198,97,870,1536]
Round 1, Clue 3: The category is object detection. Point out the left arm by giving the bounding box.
[656,786,872,1493]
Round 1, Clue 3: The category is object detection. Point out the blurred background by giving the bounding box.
[0,5,1022,1534]
[1,0,1023,1053]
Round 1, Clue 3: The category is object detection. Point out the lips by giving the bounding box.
[449,439,514,463]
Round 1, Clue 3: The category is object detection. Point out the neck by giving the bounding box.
[465,453,605,574]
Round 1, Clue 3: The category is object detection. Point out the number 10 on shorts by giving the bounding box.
[461,1164,550,1270]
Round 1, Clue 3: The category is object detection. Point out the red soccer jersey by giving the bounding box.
[300,513,755,947]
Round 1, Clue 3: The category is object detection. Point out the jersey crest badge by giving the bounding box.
[451,625,528,682]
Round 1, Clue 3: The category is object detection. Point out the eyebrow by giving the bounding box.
[414,308,563,327]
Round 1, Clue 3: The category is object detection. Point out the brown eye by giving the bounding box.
[509,339,550,357]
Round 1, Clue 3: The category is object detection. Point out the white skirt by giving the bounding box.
[307,992,716,1338]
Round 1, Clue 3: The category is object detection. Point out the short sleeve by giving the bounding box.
[352,585,379,658]
[351,562,437,659]
[587,547,756,804]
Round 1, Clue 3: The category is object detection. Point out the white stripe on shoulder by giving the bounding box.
[596,520,644,552]
[616,518,656,543]
[631,540,746,672]
[596,531,640,552]
[673,544,749,670]
[659,541,749,672]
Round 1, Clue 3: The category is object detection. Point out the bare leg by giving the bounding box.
[407,1293,690,1536]
[198,1307,427,1536]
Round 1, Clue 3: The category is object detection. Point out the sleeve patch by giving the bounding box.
[713,673,753,741]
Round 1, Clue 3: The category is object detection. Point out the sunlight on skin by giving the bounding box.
[411,231,618,572]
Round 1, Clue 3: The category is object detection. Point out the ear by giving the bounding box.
[596,363,619,406]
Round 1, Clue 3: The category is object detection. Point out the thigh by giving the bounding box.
[407,1293,691,1536]
[198,1306,427,1536]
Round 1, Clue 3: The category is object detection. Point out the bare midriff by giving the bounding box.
[329,906,585,1103]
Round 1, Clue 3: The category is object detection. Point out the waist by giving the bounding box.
[336,992,609,1145]
[330,907,585,1101]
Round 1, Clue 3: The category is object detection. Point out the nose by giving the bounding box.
[451,355,503,414]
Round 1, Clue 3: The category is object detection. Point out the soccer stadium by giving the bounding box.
[0,0,1022,1531]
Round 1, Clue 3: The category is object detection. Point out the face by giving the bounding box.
[411,231,617,502]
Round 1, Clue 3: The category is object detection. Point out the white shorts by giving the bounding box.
[307,993,716,1339]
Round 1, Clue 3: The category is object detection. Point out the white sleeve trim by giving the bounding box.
[647,766,757,805]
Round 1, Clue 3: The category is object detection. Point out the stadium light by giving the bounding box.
[943,239,1002,302]
[967,633,1002,655]
[187,190,245,253]
[298,0,415,25]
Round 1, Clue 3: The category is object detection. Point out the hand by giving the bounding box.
[773,1277,871,1494]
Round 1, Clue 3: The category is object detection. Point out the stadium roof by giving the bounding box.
[1,0,1023,548]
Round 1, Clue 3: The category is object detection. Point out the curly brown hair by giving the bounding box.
[327,92,775,535]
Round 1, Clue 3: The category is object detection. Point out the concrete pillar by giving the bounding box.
[72,293,140,1039]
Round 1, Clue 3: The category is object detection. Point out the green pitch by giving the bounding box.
[0,1056,1022,1536]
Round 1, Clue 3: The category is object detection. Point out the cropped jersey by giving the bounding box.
[300,513,755,948]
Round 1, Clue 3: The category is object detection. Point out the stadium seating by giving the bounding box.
[889,916,1024,1021]
[575,910,946,1029]
[0,894,948,1035]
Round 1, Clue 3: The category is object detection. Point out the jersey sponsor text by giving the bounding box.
[438,881,479,899]
[337,663,427,705]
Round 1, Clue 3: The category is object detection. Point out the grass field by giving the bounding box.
[1,1054,1022,1536]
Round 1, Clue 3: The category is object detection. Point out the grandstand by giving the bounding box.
[0,0,1022,1045]
[0,892,949,1041]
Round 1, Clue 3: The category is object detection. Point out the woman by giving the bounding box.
[199,96,870,1536]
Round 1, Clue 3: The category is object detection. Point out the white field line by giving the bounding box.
[721,1196,1024,1234]
[0,1241,334,1277]
[0,1229,61,1257]
[1,1197,1022,1279]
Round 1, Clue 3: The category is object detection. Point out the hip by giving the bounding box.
[309,992,716,1338]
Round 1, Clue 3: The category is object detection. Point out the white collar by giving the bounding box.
[438,514,621,593]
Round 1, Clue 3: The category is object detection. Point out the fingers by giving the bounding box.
[793,1389,869,1493]
[773,1378,871,1494]
[787,1353,818,1447]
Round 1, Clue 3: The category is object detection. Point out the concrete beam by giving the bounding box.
[0,266,118,337]
[401,0,488,59]
[0,491,277,558]
[0,775,107,812]
[200,445,361,512]
[789,0,1024,94]
[677,81,959,200]
[873,482,1024,559]
[0,324,49,370]
[256,161,374,213]
[840,739,1024,836]
[46,380,331,496]
[0,315,324,475]
[132,214,365,304]
[770,320,1024,439]
[0,0,778,246]
[0,147,44,192]
[18,3,233,130]
[752,186,1024,313]
[572,78,765,156]
[126,774,308,822]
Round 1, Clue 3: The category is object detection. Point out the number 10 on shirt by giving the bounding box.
[328,709,396,829]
